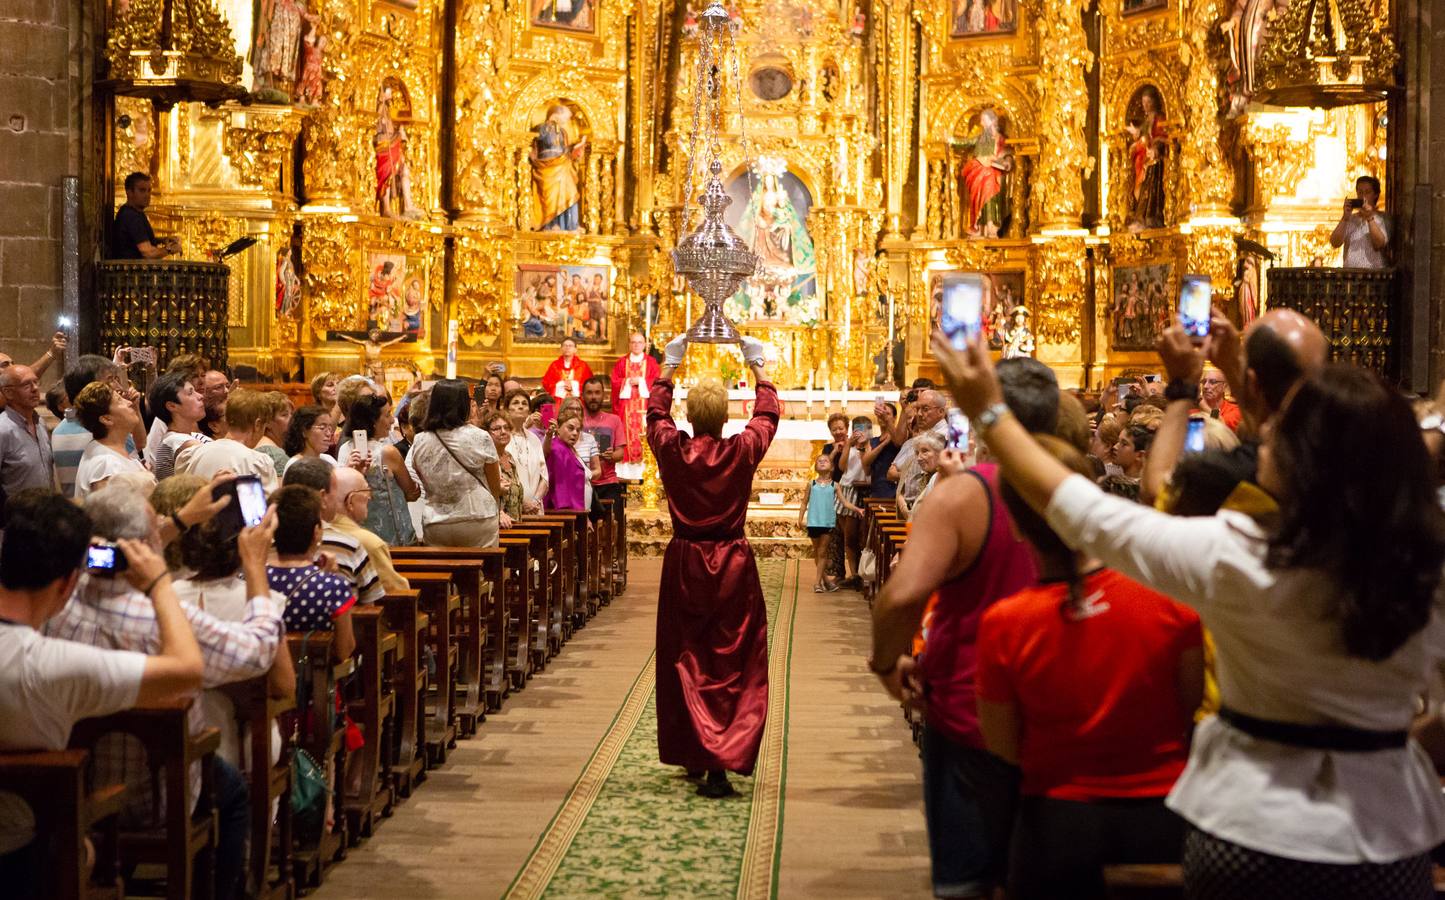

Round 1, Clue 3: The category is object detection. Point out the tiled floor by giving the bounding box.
[310,558,931,899]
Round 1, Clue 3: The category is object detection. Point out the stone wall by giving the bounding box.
[0,0,82,382]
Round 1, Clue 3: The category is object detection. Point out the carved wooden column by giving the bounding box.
[878,0,916,240]
[1180,0,1240,304]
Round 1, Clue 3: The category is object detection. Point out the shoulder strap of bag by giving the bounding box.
[435,432,492,491]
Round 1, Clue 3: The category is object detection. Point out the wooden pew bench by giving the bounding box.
[216,675,296,900]
[339,606,398,843]
[402,572,462,764]
[285,632,356,891]
[519,517,570,661]
[380,590,427,798]
[0,749,127,900]
[69,699,220,900]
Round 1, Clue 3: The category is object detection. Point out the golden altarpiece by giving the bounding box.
[101,0,1399,391]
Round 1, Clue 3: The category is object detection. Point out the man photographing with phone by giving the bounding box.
[1328,174,1390,269]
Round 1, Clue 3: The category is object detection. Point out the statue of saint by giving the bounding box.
[295,12,326,108]
[955,108,1014,239]
[1001,306,1035,359]
[252,0,305,100]
[1125,87,1168,232]
[275,246,301,318]
[1222,0,1289,112]
[374,84,418,219]
[530,104,586,231]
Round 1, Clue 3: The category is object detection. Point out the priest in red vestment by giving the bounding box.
[610,332,661,480]
[541,336,593,402]
[647,333,776,798]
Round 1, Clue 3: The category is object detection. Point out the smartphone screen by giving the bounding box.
[1184,417,1207,454]
[945,408,970,450]
[940,274,985,350]
[1178,275,1212,340]
[234,475,267,528]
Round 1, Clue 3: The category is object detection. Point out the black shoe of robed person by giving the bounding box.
[697,770,737,798]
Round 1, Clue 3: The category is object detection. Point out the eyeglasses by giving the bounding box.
[345,489,373,502]
[311,422,335,432]
[1201,378,1226,386]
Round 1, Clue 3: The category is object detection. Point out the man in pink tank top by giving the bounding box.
[870,358,1060,899]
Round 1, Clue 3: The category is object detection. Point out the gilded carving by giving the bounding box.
[1033,2,1091,229]
[1030,238,1086,345]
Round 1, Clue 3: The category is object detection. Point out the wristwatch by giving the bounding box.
[1164,378,1199,403]
[971,402,1012,433]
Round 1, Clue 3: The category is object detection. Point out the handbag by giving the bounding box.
[284,571,329,838]
[858,548,877,580]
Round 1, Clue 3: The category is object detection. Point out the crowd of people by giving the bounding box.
[0,333,658,899]
[866,306,1445,899]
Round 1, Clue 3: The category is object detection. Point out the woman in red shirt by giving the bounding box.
[975,435,1204,900]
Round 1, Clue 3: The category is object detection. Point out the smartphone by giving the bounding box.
[1348,198,1364,209]
[86,541,128,575]
[212,474,267,539]
[352,430,369,460]
[945,408,970,450]
[1143,374,1161,384]
[1178,274,1213,341]
[939,274,986,349]
[57,315,73,329]
[1184,416,1207,454]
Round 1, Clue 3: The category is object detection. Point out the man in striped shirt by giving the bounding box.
[282,457,386,604]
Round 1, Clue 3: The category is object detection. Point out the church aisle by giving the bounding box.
[775,586,932,898]
[311,558,932,899]
[309,562,664,899]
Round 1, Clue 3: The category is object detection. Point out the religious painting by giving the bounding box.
[531,0,595,32]
[360,250,425,338]
[1124,85,1169,233]
[530,102,588,231]
[722,156,819,326]
[251,0,307,102]
[926,270,1024,352]
[513,263,611,344]
[374,78,419,220]
[952,108,1015,239]
[1122,0,1167,13]
[949,0,1017,38]
[1110,263,1174,351]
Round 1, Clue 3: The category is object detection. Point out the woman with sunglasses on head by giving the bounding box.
[932,327,1445,899]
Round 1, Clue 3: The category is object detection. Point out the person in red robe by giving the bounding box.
[541,336,593,402]
[647,334,775,798]
[610,332,661,479]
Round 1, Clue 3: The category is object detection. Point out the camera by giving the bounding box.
[86,541,128,575]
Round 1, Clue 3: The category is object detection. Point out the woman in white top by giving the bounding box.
[146,371,212,480]
[406,379,503,548]
[502,388,548,507]
[935,331,1445,898]
[71,381,154,498]
[283,404,339,474]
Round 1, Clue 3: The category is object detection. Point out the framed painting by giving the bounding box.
[949,0,1018,38]
[513,262,611,344]
[926,269,1025,350]
[531,0,595,31]
[1122,0,1168,14]
[1109,262,1174,351]
[361,249,425,338]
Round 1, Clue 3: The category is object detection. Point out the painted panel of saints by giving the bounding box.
[950,0,1016,37]
[514,263,610,344]
[1110,263,1173,351]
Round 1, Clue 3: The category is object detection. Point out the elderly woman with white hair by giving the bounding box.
[646,333,776,799]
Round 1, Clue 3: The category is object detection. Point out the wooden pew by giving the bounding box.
[405,571,462,765]
[69,700,221,900]
[0,749,127,900]
[519,517,569,661]
[380,590,427,798]
[594,498,614,611]
[390,548,505,723]
[216,675,296,900]
[496,533,541,691]
[340,607,397,842]
[1102,865,1183,898]
[286,632,356,890]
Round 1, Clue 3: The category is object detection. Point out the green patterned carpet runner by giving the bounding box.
[505,559,799,899]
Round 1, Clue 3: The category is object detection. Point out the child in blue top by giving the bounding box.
[798,453,840,593]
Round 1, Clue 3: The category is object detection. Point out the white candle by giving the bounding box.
[644,295,653,343]
[446,319,458,380]
[887,292,895,344]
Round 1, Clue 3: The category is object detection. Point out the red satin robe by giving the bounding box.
[611,352,660,464]
[647,378,778,774]
[541,355,593,401]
